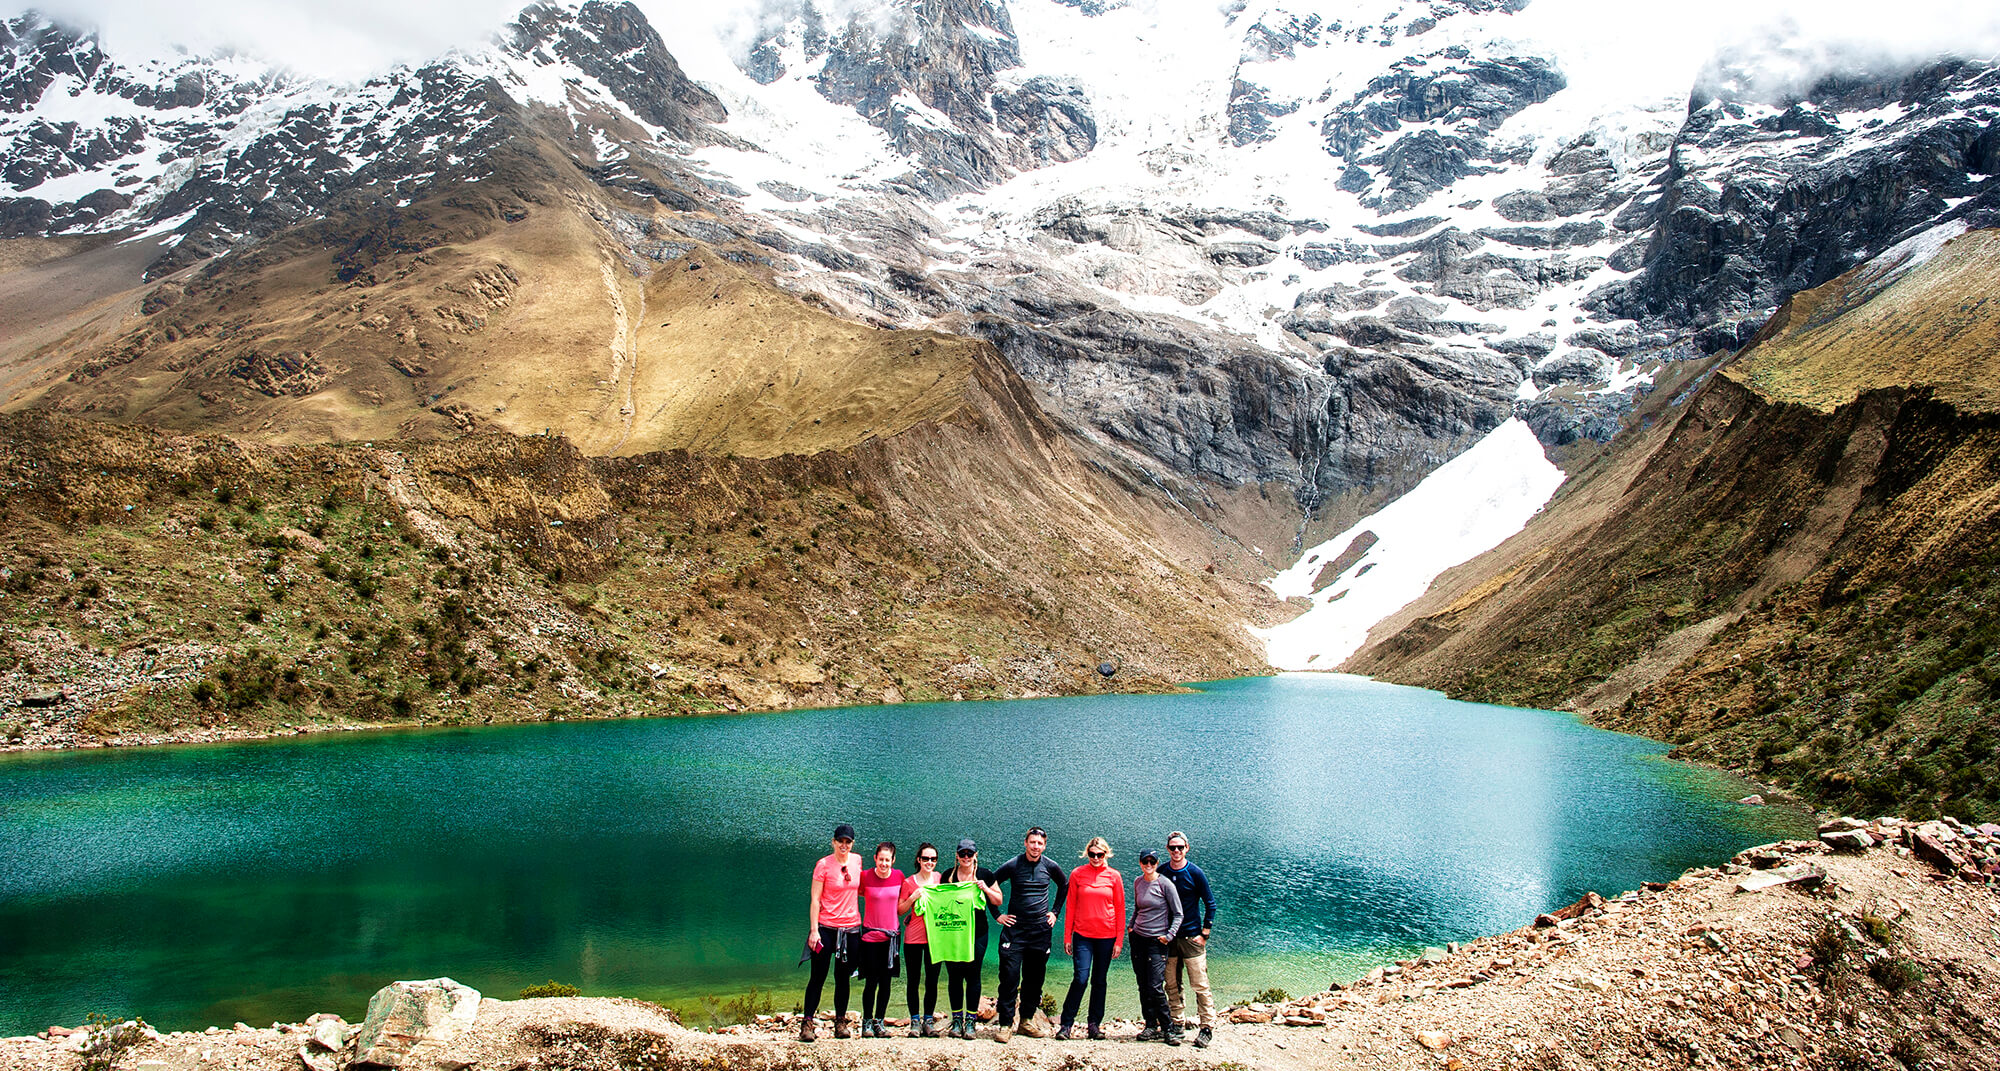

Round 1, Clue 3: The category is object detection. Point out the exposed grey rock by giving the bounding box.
[1606,57,2000,326]
[1320,52,1565,214]
[1206,239,1280,266]
[1536,349,1611,386]
[1519,390,1635,446]
[1488,333,1556,359]
[509,1,727,141]
[1476,220,1607,248]
[1358,215,1446,238]
[1491,189,1555,222]
[1391,228,1605,310]
[993,76,1097,167]
[1227,77,1300,147]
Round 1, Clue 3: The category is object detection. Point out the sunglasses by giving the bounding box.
[1167,844,1187,851]
[918,855,939,862]
[1087,850,1106,859]
[957,850,976,857]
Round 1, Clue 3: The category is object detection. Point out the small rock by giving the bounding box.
[1738,795,1765,806]
[1416,1030,1451,1050]
[298,1047,338,1071]
[1821,830,1875,852]
[309,1019,347,1052]
[1913,834,1966,874]
[1735,864,1825,893]
[1819,817,1869,834]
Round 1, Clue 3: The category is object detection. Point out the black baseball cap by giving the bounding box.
[832,823,856,841]
[957,838,977,855]
[1139,849,1160,863]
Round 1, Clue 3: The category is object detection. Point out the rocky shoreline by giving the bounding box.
[4,815,1997,1071]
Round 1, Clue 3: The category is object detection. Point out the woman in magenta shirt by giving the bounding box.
[802,823,863,1041]
[856,841,905,1038]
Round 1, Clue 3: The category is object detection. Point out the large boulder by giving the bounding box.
[350,978,482,1068]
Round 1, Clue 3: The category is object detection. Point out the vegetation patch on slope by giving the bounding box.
[0,414,1262,751]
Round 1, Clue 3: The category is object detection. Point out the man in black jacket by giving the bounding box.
[990,826,1067,1041]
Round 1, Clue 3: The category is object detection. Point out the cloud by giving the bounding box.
[18,0,2000,93]
[28,0,524,81]
[1508,0,2000,104]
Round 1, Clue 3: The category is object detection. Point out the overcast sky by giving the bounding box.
[17,0,2000,89]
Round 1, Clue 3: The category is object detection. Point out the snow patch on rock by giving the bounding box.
[1261,418,1565,670]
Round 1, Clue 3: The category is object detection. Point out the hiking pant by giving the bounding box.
[995,931,1050,1027]
[803,925,851,1020]
[857,938,895,1020]
[945,953,984,1014]
[1166,935,1216,1027]
[904,942,941,1019]
[1060,935,1115,1028]
[1131,934,1172,1031]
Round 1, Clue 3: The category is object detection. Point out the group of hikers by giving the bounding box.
[802,825,1218,1046]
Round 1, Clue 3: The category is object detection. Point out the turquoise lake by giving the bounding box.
[0,674,1813,1034]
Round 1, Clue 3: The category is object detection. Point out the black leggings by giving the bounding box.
[905,942,941,1018]
[857,938,895,1020]
[946,955,984,1013]
[803,926,850,1019]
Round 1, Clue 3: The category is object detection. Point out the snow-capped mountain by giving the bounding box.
[4,0,1998,522]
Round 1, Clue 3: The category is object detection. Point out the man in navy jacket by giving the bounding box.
[1161,830,1217,1047]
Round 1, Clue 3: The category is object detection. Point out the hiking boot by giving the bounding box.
[1017,1018,1047,1039]
[1054,1024,1073,1041]
[799,1019,818,1043]
[834,1018,853,1039]
[1165,1028,1184,1047]
[909,1017,924,1037]
[1087,1024,1106,1041]
[1194,1026,1212,1049]
[1134,1026,1160,1043]
[993,1025,1011,1044]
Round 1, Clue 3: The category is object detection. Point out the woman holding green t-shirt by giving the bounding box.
[932,839,1002,1039]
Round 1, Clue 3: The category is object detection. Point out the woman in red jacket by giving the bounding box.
[1057,836,1124,1040]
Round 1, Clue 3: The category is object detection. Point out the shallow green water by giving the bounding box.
[0,674,1810,1033]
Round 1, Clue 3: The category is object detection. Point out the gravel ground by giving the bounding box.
[4,827,1996,1071]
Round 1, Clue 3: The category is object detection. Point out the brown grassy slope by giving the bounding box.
[1728,227,2000,414]
[0,391,1271,750]
[1347,233,2000,820]
[1,150,982,459]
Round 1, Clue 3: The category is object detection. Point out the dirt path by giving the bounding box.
[6,825,1996,1071]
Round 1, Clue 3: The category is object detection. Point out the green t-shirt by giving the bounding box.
[915,881,985,962]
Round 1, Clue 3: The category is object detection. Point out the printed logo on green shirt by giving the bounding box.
[915,881,984,963]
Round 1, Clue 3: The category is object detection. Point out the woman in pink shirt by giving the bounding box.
[1058,836,1124,1040]
[856,842,905,1038]
[802,823,862,1042]
[898,843,944,1036]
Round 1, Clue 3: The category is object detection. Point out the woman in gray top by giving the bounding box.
[1127,849,1185,1043]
